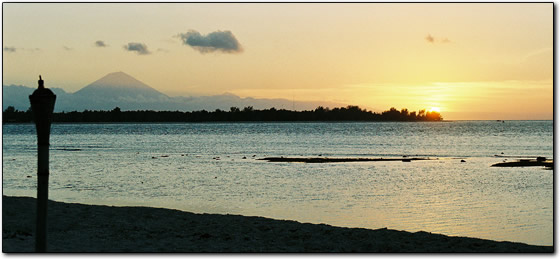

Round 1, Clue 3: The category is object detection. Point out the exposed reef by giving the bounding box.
[259,157,435,163]
[491,158,553,168]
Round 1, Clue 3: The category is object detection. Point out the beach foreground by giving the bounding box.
[2,196,552,253]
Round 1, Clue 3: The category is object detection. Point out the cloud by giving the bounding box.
[425,34,435,43]
[1,46,40,53]
[426,34,451,44]
[63,46,73,51]
[3,46,16,52]
[95,40,107,47]
[123,42,151,55]
[178,30,243,54]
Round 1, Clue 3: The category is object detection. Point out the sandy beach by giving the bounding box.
[2,196,552,253]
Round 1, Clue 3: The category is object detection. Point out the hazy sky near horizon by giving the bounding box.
[2,3,552,120]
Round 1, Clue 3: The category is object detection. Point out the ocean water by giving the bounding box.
[2,121,553,246]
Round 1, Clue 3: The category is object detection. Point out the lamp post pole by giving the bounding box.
[29,75,56,252]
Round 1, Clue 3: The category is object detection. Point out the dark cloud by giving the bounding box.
[123,42,151,55]
[95,40,107,47]
[178,30,243,54]
[3,46,16,52]
[425,34,435,43]
[63,46,73,51]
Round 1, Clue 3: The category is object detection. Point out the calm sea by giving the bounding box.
[2,121,553,245]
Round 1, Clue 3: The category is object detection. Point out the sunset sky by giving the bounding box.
[2,3,552,120]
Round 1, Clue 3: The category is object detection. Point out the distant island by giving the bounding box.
[3,105,442,123]
[2,72,346,113]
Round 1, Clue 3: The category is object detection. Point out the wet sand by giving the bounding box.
[2,196,552,253]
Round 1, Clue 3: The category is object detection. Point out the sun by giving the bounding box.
[429,107,441,113]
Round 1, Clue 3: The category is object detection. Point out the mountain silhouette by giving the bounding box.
[83,72,154,89]
[73,72,170,109]
[3,72,345,112]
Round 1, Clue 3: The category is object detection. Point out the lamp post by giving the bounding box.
[29,75,56,252]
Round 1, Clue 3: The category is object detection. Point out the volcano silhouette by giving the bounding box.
[74,71,168,102]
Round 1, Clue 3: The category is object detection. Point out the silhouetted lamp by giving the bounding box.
[29,75,56,252]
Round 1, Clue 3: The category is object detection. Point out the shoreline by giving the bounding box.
[2,196,553,253]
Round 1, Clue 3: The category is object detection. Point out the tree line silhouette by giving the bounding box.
[3,105,443,123]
